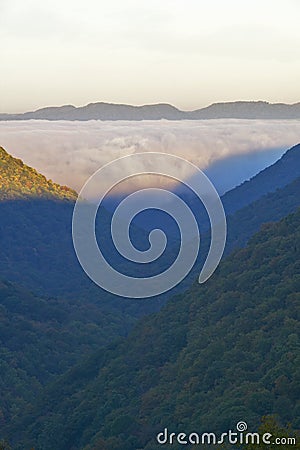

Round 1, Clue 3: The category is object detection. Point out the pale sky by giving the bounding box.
[1,0,300,113]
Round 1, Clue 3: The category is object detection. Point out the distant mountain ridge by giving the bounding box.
[1,100,300,121]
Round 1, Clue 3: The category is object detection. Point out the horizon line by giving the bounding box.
[2,99,300,116]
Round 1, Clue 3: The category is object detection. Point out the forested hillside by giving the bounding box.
[0,171,298,437]
[225,175,300,252]
[222,142,300,214]
[0,144,299,299]
[0,146,77,201]
[6,208,300,450]
[0,279,138,423]
[0,144,299,449]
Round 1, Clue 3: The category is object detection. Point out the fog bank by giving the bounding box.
[0,119,299,197]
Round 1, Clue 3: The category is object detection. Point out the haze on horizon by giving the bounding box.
[1,0,300,113]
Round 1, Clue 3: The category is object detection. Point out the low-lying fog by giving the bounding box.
[0,119,299,197]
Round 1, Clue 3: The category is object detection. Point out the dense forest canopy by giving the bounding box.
[0,144,299,449]
[5,208,299,449]
[0,146,77,201]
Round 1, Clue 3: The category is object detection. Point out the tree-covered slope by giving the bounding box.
[0,278,145,425]
[0,144,299,449]
[222,142,300,215]
[0,146,77,201]
[0,148,164,429]
[0,146,85,295]
[0,143,299,299]
[7,208,300,450]
[179,174,300,294]
[225,175,300,252]
[0,146,166,302]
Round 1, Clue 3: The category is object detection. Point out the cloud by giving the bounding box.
[0,119,299,198]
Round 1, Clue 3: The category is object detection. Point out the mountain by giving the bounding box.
[0,146,83,295]
[7,207,300,450]
[176,172,300,294]
[225,175,300,251]
[0,144,299,448]
[0,146,150,300]
[135,142,300,243]
[1,101,300,121]
[188,100,300,119]
[0,103,183,121]
[0,143,299,299]
[0,149,167,425]
[222,143,300,215]
[0,279,139,423]
[0,146,77,201]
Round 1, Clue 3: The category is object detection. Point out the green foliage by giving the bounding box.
[223,143,300,215]
[0,440,11,450]
[5,208,300,449]
[0,146,168,438]
[0,145,300,449]
[226,176,300,252]
[0,146,77,201]
[240,415,300,450]
[0,279,142,424]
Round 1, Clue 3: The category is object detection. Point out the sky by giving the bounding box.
[1,0,300,113]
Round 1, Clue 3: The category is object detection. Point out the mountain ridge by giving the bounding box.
[0,144,300,448]
[1,100,300,121]
[222,142,300,214]
[0,146,77,201]
[0,143,299,298]
[7,207,300,450]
